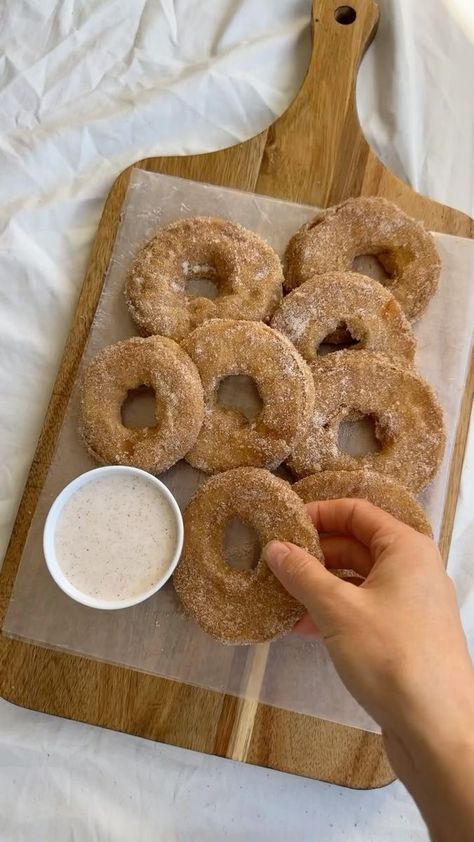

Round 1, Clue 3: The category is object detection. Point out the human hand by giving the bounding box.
[264,499,474,840]
[263,498,474,743]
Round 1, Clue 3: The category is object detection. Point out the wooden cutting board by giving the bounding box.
[1,0,473,788]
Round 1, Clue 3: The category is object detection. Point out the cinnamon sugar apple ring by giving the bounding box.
[285,197,441,321]
[271,271,416,365]
[126,216,283,341]
[294,469,432,537]
[173,467,323,644]
[182,319,315,474]
[80,336,204,473]
[287,351,445,492]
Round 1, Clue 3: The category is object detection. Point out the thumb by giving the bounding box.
[263,540,345,627]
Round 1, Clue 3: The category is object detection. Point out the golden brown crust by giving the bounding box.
[287,351,446,493]
[173,467,323,644]
[284,197,441,321]
[271,271,416,365]
[182,319,315,474]
[80,336,204,473]
[126,216,283,341]
[294,469,433,537]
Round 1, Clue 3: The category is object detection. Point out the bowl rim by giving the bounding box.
[43,465,184,610]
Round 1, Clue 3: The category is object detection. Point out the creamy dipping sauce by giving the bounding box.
[54,474,178,601]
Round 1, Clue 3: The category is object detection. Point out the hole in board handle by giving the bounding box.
[334,6,357,25]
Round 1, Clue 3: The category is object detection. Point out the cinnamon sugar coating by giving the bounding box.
[287,351,445,493]
[271,271,416,365]
[182,319,315,474]
[285,197,441,321]
[126,216,283,341]
[173,467,323,644]
[80,336,204,473]
[294,469,432,536]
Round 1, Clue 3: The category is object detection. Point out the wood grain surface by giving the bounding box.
[1,0,473,789]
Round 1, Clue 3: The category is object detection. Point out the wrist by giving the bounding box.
[384,723,474,842]
[382,671,474,842]
[390,664,474,750]
[384,702,474,779]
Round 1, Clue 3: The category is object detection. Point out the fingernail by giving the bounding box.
[263,541,290,569]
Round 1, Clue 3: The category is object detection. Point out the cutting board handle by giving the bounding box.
[256,0,471,237]
[257,0,379,205]
[128,0,470,233]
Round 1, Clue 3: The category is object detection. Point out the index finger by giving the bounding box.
[305,498,407,550]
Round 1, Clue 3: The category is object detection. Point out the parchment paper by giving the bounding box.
[3,169,474,734]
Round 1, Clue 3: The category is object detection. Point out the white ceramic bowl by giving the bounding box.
[43,465,184,610]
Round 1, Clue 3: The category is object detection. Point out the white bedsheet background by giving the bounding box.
[0,1,473,839]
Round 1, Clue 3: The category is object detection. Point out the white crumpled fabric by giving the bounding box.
[0,1,473,840]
